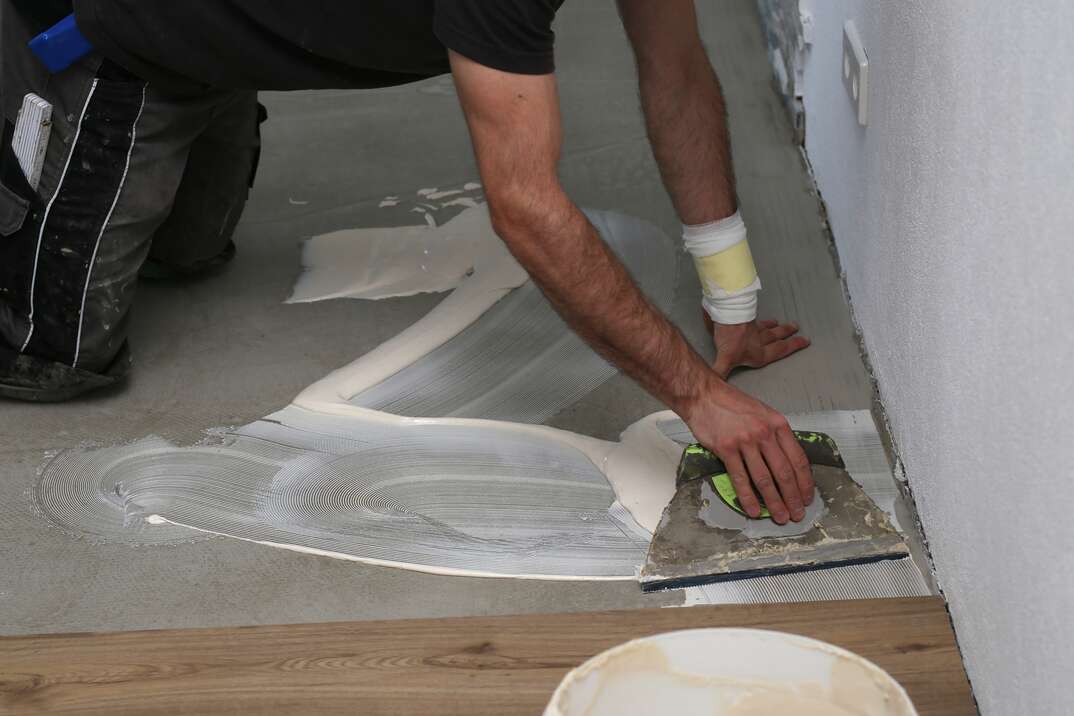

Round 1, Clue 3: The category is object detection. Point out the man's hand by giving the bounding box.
[708,315,811,380]
[684,376,815,524]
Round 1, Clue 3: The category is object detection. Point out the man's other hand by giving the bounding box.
[684,378,814,524]
[708,315,811,379]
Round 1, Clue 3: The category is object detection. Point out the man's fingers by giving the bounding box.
[763,322,800,342]
[776,426,815,505]
[760,439,805,521]
[741,445,790,524]
[723,451,762,519]
[760,336,810,366]
[758,319,779,329]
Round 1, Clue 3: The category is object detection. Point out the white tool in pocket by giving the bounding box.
[12,93,53,191]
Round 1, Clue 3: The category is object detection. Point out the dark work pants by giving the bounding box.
[0,2,261,401]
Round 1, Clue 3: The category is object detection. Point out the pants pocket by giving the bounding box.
[0,117,38,237]
[0,180,29,236]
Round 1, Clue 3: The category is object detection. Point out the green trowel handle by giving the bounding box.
[674,430,845,488]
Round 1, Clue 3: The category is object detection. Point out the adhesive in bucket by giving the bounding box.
[545,628,917,716]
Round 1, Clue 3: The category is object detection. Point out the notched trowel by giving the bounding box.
[639,431,909,592]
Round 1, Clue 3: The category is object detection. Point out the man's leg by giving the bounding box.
[0,3,230,401]
[0,5,158,400]
[143,93,264,278]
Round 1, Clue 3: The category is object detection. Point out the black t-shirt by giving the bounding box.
[14,1,72,31]
[70,1,566,92]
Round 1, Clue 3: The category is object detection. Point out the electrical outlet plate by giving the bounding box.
[842,20,868,126]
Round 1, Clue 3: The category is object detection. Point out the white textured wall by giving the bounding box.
[796,1,1074,713]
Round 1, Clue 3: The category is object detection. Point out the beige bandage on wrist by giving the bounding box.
[682,210,760,324]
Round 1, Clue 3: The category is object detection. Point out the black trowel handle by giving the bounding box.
[675,431,845,488]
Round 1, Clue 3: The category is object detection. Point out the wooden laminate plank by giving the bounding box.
[0,597,973,715]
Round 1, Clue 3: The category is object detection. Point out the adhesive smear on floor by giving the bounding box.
[288,181,487,302]
[36,206,676,578]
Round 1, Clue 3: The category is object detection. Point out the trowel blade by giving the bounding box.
[639,464,909,592]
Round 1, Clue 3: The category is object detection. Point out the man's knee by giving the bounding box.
[0,338,131,402]
[147,92,263,275]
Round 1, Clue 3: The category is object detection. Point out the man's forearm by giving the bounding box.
[490,192,720,419]
[631,22,737,225]
[451,48,723,422]
[631,29,764,326]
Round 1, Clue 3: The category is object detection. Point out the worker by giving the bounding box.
[0,1,814,524]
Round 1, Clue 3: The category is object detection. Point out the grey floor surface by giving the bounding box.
[0,1,882,635]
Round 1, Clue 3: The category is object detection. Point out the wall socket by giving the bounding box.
[842,20,869,126]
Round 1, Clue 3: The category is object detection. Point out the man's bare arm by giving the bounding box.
[618,0,811,376]
[450,51,709,421]
[617,0,736,224]
[450,50,808,524]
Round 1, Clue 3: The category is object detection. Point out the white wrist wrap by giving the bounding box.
[682,210,760,324]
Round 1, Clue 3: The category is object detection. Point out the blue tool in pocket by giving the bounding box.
[29,14,94,74]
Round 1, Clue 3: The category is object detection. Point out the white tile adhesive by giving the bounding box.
[288,181,488,303]
[34,204,927,596]
[36,206,670,578]
[287,206,497,303]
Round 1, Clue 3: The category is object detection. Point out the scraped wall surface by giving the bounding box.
[760,1,1074,713]
[755,0,808,136]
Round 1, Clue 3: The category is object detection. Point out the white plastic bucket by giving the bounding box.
[545,628,917,716]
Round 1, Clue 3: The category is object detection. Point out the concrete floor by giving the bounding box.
[0,1,881,635]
